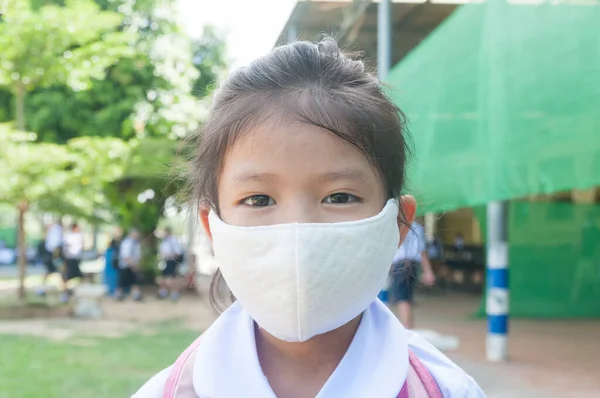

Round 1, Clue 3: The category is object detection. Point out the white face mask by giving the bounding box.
[208,199,400,342]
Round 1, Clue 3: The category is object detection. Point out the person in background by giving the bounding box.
[117,228,143,301]
[35,235,47,266]
[61,222,84,302]
[454,232,465,250]
[37,219,63,296]
[103,227,123,297]
[35,227,52,295]
[427,234,443,261]
[390,220,436,329]
[157,227,184,301]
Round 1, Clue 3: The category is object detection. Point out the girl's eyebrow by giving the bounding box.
[231,171,279,184]
[230,169,368,184]
[319,169,369,183]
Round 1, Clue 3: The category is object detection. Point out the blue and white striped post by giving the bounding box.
[486,201,509,361]
[378,275,391,303]
[377,0,392,304]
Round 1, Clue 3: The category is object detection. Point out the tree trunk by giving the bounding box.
[15,85,28,301]
[92,225,99,252]
[17,202,28,301]
[15,84,26,131]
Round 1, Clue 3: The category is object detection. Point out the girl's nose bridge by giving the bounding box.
[284,197,321,224]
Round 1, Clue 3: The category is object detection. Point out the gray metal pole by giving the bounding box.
[486,201,509,361]
[377,0,392,80]
[288,24,297,43]
[377,0,393,305]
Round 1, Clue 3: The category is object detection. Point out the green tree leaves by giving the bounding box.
[0,0,228,291]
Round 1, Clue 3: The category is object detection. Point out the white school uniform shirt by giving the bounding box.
[133,300,485,398]
[394,222,426,263]
[62,230,84,260]
[119,237,141,269]
[45,223,63,252]
[159,235,182,260]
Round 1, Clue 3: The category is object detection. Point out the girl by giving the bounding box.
[134,38,485,398]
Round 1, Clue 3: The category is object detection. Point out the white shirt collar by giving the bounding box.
[193,300,408,398]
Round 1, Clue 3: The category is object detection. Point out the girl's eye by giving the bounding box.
[241,195,276,207]
[323,193,360,205]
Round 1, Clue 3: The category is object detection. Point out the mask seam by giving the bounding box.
[295,225,302,341]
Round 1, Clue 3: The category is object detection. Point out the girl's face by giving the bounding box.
[202,120,415,235]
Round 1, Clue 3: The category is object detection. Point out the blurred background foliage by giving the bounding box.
[0,0,228,293]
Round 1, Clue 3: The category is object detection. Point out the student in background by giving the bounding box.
[116,228,143,301]
[37,219,63,296]
[390,220,436,329]
[62,222,84,302]
[454,232,465,250]
[157,227,184,301]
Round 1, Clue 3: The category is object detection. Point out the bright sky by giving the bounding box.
[176,0,297,68]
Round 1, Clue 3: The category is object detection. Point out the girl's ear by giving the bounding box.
[397,195,417,247]
[199,205,213,241]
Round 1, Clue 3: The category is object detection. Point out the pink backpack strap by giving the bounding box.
[397,349,444,398]
[163,336,203,398]
[398,381,409,398]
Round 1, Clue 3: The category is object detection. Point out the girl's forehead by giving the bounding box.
[220,120,377,183]
[225,121,362,161]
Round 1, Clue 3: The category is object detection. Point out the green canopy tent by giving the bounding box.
[386,0,600,317]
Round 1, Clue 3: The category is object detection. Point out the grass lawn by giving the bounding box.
[0,324,200,398]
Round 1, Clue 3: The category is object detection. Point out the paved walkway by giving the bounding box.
[413,292,600,397]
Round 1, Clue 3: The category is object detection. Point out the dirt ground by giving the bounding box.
[0,275,218,341]
[413,292,600,398]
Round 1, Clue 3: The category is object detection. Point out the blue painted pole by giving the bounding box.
[486,201,509,361]
[377,0,392,304]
